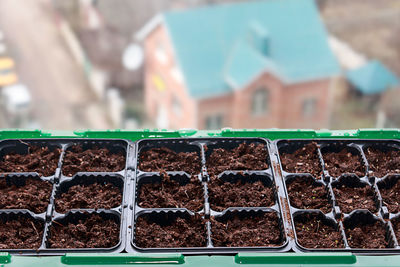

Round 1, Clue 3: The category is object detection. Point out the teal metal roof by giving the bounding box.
[163,0,340,99]
[347,60,400,95]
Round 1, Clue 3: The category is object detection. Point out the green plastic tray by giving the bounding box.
[0,128,399,266]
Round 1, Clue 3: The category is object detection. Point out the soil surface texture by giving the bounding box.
[139,147,201,176]
[0,177,52,213]
[280,142,322,179]
[206,143,268,177]
[0,145,60,177]
[0,217,44,249]
[55,182,122,213]
[48,214,119,248]
[295,213,344,248]
[62,146,125,176]
[365,147,400,178]
[287,177,331,213]
[135,215,206,248]
[138,176,203,211]
[208,178,274,211]
[333,185,377,213]
[323,148,365,177]
[211,213,282,247]
[345,221,388,248]
[379,178,400,214]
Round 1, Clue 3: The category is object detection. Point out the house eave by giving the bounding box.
[135,14,163,41]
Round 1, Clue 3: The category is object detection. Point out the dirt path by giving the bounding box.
[0,0,110,129]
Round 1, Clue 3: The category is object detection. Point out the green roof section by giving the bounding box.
[347,60,400,95]
[163,0,340,98]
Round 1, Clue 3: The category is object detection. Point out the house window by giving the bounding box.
[155,42,168,65]
[251,88,269,116]
[170,67,183,84]
[302,98,317,117]
[172,96,182,116]
[205,114,223,130]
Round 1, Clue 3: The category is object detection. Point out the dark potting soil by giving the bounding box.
[294,214,344,248]
[280,142,322,179]
[62,146,125,177]
[48,214,119,248]
[333,185,377,213]
[287,177,331,213]
[208,179,274,211]
[0,177,52,213]
[135,215,206,248]
[365,147,400,178]
[138,176,204,211]
[211,213,282,247]
[139,147,201,176]
[55,182,122,213]
[206,143,268,178]
[0,217,44,249]
[345,221,388,249]
[379,179,400,214]
[322,148,365,177]
[0,146,60,177]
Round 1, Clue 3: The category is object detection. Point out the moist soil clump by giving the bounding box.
[139,147,201,176]
[379,178,400,214]
[208,179,274,211]
[62,146,125,177]
[0,177,52,213]
[345,221,388,248]
[206,143,268,178]
[287,177,331,213]
[333,185,377,213]
[211,213,282,247]
[138,176,203,211]
[48,214,119,248]
[280,142,322,179]
[295,214,344,248]
[55,182,122,213]
[323,148,365,177]
[135,215,206,248]
[365,147,400,178]
[0,217,44,249]
[0,146,60,177]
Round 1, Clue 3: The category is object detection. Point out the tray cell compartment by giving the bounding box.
[133,210,207,249]
[61,140,128,177]
[54,174,124,214]
[208,173,276,212]
[136,173,204,212]
[293,211,346,250]
[210,209,286,248]
[0,140,62,178]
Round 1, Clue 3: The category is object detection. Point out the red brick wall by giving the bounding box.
[197,73,332,129]
[281,79,332,128]
[197,93,234,129]
[231,72,284,128]
[144,25,197,129]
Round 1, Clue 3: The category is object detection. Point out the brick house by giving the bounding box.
[137,0,340,129]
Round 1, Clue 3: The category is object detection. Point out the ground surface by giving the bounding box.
[0,0,110,129]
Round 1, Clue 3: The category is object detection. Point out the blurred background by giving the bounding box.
[0,0,399,130]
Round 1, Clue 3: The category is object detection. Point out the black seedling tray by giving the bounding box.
[127,138,290,254]
[0,137,399,255]
[275,139,400,254]
[0,139,132,255]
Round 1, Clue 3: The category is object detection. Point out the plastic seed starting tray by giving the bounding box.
[0,139,132,255]
[0,129,400,267]
[128,138,288,253]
